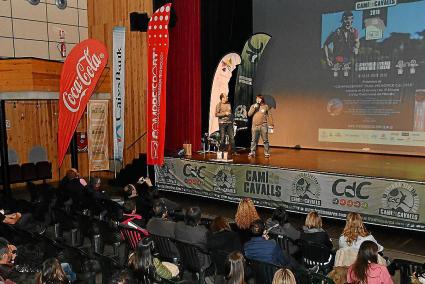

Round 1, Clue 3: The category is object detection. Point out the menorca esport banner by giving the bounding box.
[147,3,172,165]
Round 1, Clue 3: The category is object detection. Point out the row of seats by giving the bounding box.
[0,161,52,184]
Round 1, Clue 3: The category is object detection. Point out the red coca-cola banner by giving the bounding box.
[147,4,172,165]
[58,39,108,166]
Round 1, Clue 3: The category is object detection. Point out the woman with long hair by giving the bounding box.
[347,241,393,284]
[35,258,70,284]
[300,211,333,249]
[225,251,246,284]
[339,212,383,252]
[128,237,177,281]
[272,268,297,284]
[235,198,260,230]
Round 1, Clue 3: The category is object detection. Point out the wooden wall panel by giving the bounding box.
[88,0,152,165]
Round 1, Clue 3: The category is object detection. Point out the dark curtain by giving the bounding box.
[165,0,202,153]
[200,0,253,140]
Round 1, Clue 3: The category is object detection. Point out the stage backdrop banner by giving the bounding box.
[58,39,108,166]
[112,26,126,163]
[233,33,271,131]
[88,100,109,171]
[155,157,425,231]
[208,53,241,135]
[147,4,172,165]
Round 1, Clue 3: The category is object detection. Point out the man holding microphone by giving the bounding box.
[248,95,274,158]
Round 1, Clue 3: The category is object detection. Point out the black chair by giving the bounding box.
[246,258,281,284]
[298,240,333,274]
[21,162,37,181]
[269,233,297,256]
[388,258,424,284]
[93,252,123,284]
[119,224,146,251]
[294,268,335,284]
[8,164,22,183]
[35,161,52,180]
[175,240,212,284]
[151,233,179,262]
[92,219,121,254]
[210,249,231,276]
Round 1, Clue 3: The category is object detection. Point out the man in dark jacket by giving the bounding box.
[244,219,290,266]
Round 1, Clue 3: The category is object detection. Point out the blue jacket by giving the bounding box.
[244,236,288,266]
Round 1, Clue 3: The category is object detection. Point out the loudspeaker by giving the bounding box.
[294,145,301,150]
[130,12,149,32]
[153,0,177,28]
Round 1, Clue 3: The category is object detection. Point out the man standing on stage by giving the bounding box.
[215,93,236,153]
[248,95,273,158]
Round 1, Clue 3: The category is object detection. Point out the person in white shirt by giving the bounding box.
[339,212,383,252]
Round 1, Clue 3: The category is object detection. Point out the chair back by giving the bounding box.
[298,240,333,268]
[93,252,123,284]
[151,234,179,262]
[246,258,281,284]
[269,233,296,256]
[175,240,211,283]
[388,258,423,284]
[210,249,231,276]
[118,224,145,251]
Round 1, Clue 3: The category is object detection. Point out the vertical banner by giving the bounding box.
[58,39,108,166]
[233,33,271,131]
[208,53,241,135]
[112,26,126,163]
[147,3,172,165]
[88,100,109,171]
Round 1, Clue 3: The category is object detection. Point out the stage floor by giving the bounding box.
[191,147,425,182]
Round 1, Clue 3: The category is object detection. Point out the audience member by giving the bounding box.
[301,211,333,249]
[347,241,393,284]
[111,269,137,284]
[235,198,260,244]
[59,168,87,209]
[272,268,297,284]
[87,176,110,200]
[128,237,178,282]
[244,219,290,266]
[35,258,70,284]
[0,209,45,235]
[208,216,242,276]
[224,251,246,284]
[339,212,383,252]
[0,238,34,283]
[121,199,149,236]
[175,206,211,267]
[266,206,300,255]
[146,199,179,259]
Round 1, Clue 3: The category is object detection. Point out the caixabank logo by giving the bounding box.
[379,182,420,221]
[182,163,206,186]
[290,173,321,206]
[213,166,236,194]
[157,161,176,184]
[331,178,370,209]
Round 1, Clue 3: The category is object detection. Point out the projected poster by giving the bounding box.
[253,0,425,155]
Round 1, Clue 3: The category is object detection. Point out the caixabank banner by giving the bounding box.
[155,157,425,231]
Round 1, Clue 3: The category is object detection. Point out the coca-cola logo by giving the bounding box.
[62,47,105,113]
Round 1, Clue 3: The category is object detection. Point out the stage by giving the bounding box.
[156,147,425,231]
[191,147,425,182]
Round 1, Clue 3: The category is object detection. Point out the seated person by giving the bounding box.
[35,258,72,284]
[244,219,290,266]
[207,216,242,275]
[339,212,383,252]
[128,237,179,282]
[0,238,35,283]
[174,207,210,267]
[347,241,393,284]
[59,168,88,209]
[0,209,45,235]
[87,176,110,201]
[121,200,149,236]
[300,211,333,249]
[266,206,300,255]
